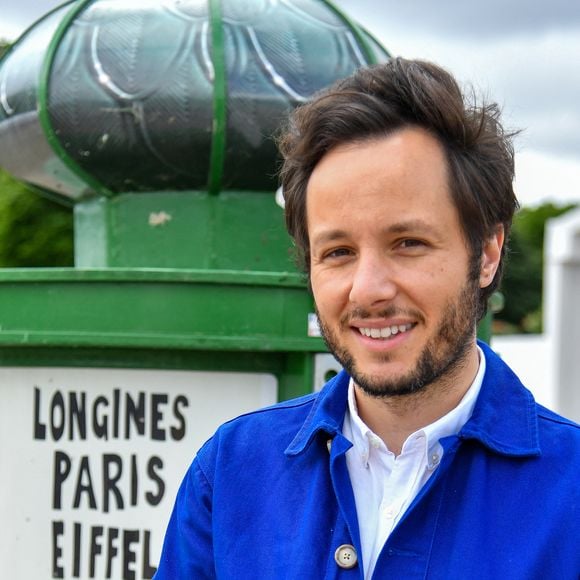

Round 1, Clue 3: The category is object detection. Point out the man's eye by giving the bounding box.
[399,239,424,249]
[325,248,351,259]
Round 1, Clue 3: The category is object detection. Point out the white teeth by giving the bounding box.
[380,327,392,338]
[358,323,413,339]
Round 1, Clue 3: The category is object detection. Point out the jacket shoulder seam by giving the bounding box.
[536,405,580,429]
[192,454,214,490]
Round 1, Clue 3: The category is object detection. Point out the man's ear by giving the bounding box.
[480,225,505,289]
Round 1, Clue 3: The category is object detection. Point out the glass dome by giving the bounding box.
[0,0,388,200]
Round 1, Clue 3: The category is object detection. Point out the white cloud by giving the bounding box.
[0,0,63,40]
[333,1,580,208]
[515,151,580,207]
[337,0,580,39]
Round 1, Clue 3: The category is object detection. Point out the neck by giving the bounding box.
[354,343,480,456]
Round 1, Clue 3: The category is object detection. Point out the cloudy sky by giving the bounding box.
[1,0,579,208]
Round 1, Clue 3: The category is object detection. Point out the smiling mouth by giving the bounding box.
[357,323,414,339]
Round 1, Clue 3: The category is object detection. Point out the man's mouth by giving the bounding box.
[357,323,414,339]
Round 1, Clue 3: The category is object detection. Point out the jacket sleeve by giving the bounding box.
[154,457,215,579]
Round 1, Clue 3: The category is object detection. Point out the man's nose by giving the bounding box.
[348,252,397,308]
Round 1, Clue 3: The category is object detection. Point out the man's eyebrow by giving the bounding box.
[311,220,442,246]
[386,220,441,236]
[310,230,350,248]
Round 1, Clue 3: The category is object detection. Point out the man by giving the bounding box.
[155,59,579,579]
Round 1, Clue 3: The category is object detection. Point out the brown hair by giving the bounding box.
[278,57,519,319]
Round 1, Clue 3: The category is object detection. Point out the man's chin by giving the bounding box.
[344,356,427,398]
[352,372,429,399]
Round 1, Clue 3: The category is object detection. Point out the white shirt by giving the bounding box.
[342,347,486,579]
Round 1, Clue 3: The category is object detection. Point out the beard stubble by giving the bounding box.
[316,275,479,399]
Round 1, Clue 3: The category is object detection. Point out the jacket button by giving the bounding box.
[334,544,358,569]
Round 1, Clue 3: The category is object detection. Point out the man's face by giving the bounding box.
[306,128,498,398]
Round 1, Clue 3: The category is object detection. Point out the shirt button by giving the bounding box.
[431,453,440,466]
[334,544,358,569]
[326,439,332,453]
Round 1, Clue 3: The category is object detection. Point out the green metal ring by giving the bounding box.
[321,0,387,65]
[38,0,114,199]
[208,0,227,195]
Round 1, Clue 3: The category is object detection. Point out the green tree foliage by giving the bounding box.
[498,202,577,333]
[1,40,74,267]
[0,169,74,267]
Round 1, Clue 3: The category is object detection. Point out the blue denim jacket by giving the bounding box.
[155,342,580,579]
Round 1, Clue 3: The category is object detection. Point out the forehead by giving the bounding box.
[306,128,459,237]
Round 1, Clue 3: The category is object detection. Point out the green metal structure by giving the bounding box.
[0,0,389,399]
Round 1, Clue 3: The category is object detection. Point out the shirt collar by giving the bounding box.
[343,346,486,463]
[285,340,540,458]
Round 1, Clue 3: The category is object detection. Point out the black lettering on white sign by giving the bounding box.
[35,386,190,579]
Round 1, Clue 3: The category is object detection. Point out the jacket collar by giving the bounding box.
[285,340,540,458]
[459,340,540,456]
[285,370,350,456]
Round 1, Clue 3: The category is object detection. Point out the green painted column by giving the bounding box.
[0,2,390,577]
